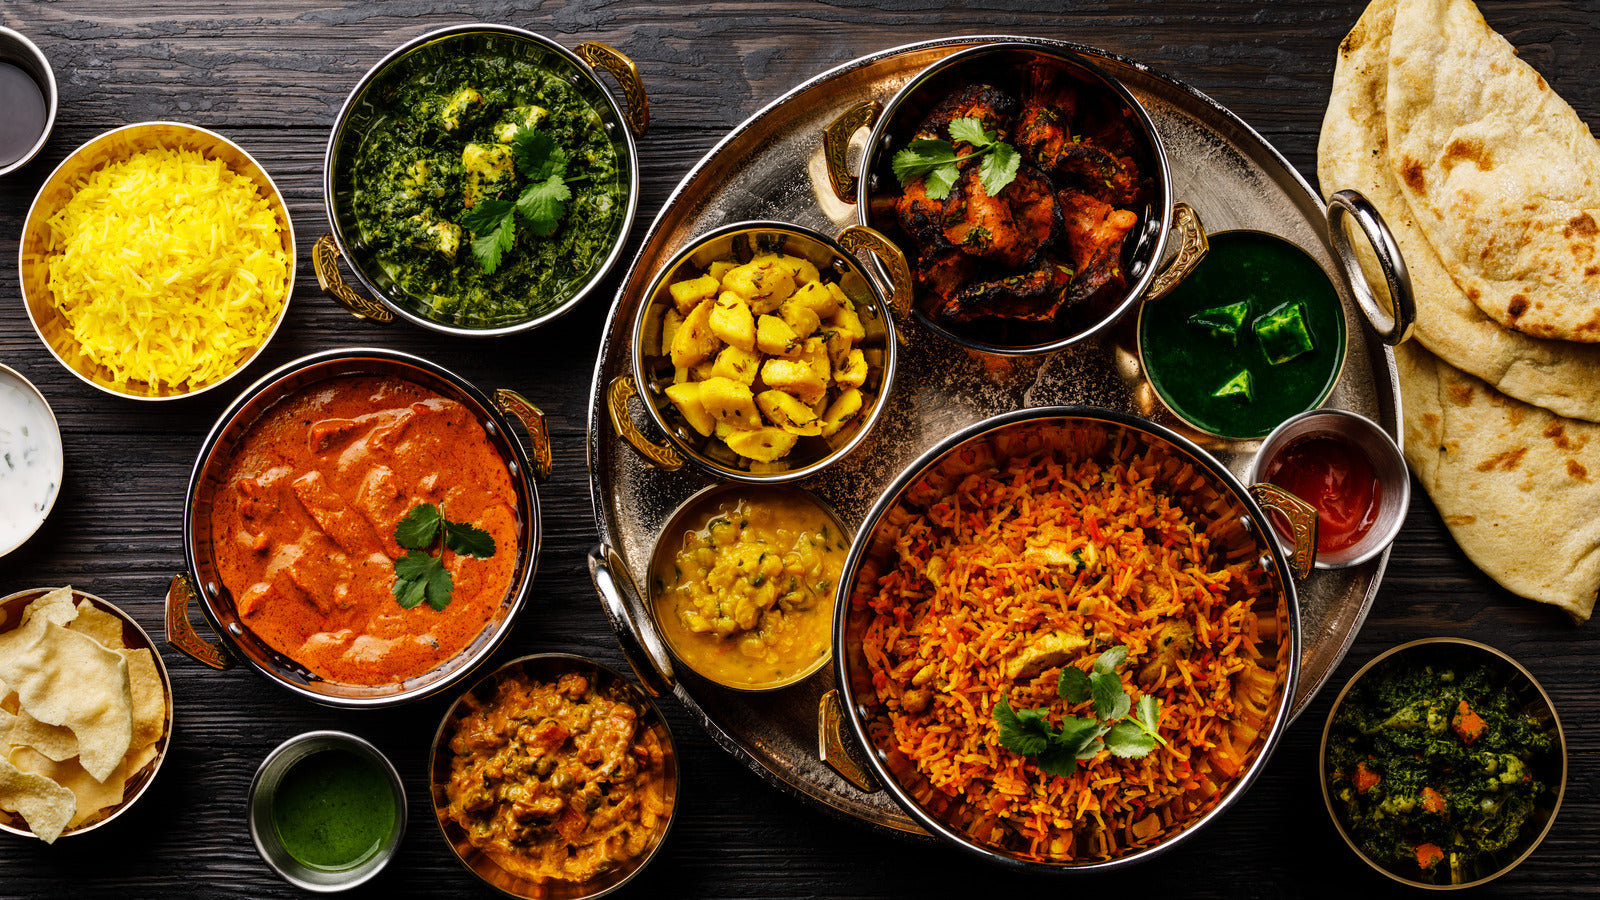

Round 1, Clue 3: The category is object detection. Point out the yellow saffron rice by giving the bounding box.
[44,147,289,391]
[856,424,1285,862]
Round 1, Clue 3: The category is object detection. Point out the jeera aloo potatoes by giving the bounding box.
[348,47,624,326]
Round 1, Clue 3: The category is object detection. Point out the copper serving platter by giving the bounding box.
[587,36,1399,836]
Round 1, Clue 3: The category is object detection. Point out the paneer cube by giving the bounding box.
[760,359,827,406]
[819,389,865,437]
[660,308,685,358]
[670,300,721,368]
[722,426,799,463]
[698,377,761,430]
[789,281,841,318]
[835,349,869,389]
[462,142,516,209]
[664,382,716,436]
[711,346,761,385]
[756,315,800,357]
[492,104,549,143]
[406,216,461,258]
[756,390,823,436]
[722,261,796,314]
[779,301,822,340]
[669,274,720,314]
[440,87,484,132]
[709,292,756,351]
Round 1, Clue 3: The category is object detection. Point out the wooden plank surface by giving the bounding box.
[0,1,1596,896]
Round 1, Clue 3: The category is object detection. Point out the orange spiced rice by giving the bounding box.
[855,424,1284,862]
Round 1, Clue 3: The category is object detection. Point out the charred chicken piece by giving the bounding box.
[933,254,1075,324]
[895,176,946,250]
[916,247,980,305]
[915,83,1019,144]
[941,165,1060,269]
[1057,189,1138,307]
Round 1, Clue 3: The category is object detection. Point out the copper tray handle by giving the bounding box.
[588,543,675,697]
[837,224,912,342]
[1142,202,1209,303]
[313,233,394,324]
[164,573,230,670]
[492,388,553,483]
[576,41,649,138]
[1250,483,1319,581]
[818,690,882,793]
[607,374,685,471]
[1327,188,1415,346]
[822,99,880,205]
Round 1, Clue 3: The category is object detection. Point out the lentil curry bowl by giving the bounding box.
[838,410,1297,869]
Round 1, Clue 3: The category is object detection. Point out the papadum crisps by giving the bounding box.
[0,588,168,842]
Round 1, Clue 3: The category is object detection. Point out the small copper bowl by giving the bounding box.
[1320,638,1565,889]
[429,654,679,899]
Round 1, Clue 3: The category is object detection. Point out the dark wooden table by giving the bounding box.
[1,2,1596,897]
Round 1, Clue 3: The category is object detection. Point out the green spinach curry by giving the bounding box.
[1326,656,1553,883]
[351,51,623,326]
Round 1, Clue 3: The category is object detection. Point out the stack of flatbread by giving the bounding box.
[1319,0,1600,621]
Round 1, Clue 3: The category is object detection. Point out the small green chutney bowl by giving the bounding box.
[247,731,408,892]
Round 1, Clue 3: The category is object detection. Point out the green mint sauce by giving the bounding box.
[1140,231,1346,439]
[271,748,395,871]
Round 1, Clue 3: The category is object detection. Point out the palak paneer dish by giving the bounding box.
[652,488,846,689]
[211,375,518,686]
[349,49,623,325]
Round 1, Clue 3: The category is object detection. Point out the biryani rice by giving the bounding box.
[856,423,1284,862]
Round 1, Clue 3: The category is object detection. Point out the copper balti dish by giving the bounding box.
[316,23,648,337]
[825,406,1304,872]
[826,41,1206,355]
[166,348,552,708]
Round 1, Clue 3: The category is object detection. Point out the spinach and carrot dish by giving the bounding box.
[1325,657,1554,882]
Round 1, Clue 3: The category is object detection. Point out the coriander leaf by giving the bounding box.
[394,503,442,550]
[516,176,572,238]
[423,563,454,612]
[463,198,517,274]
[392,550,444,610]
[1136,694,1161,733]
[1090,670,1130,721]
[1076,736,1107,761]
[1053,715,1104,757]
[511,127,567,182]
[1105,721,1158,759]
[979,141,1021,197]
[995,694,1052,757]
[1095,645,1129,675]
[946,116,994,148]
[923,163,960,201]
[1036,742,1080,776]
[444,519,496,559]
[1059,666,1092,704]
[392,575,427,610]
[891,139,959,185]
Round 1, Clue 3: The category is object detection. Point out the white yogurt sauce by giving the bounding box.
[0,369,63,556]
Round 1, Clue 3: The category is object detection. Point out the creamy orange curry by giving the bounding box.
[211,375,518,685]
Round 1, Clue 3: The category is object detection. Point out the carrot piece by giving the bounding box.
[1354,761,1381,793]
[1415,843,1445,869]
[1452,699,1487,745]
[1421,786,1446,813]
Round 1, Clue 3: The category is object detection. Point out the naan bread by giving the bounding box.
[1398,340,1600,621]
[1386,0,1600,342]
[1319,0,1600,422]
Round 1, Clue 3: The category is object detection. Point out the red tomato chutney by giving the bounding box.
[1262,432,1382,554]
[211,375,518,685]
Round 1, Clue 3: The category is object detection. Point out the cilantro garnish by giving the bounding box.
[390,502,497,611]
[995,645,1167,773]
[462,126,573,273]
[891,116,1022,201]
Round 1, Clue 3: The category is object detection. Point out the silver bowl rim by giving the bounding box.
[0,26,58,177]
[832,403,1303,872]
[322,22,642,337]
[181,346,541,708]
[0,364,63,559]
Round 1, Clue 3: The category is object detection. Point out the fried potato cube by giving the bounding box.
[664,382,716,436]
[779,301,822,340]
[756,315,800,357]
[670,299,721,368]
[462,142,515,209]
[799,336,832,384]
[760,359,827,406]
[756,252,821,286]
[827,303,867,342]
[822,327,854,369]
[660,308,685,358]
[708,260,737,281]
[756,390,823,436]
[699,376,761,429]
[790,281,842,318]
[711,346,761,385]
[673,365,691,384]
[819,388,865,437]
[722,426,799,463]
[835,348,868,389]
[691,359,717,380]
[709,292,757,351]
[669,274,721,314]
[722,261,796,314]
[826,282,852,309]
